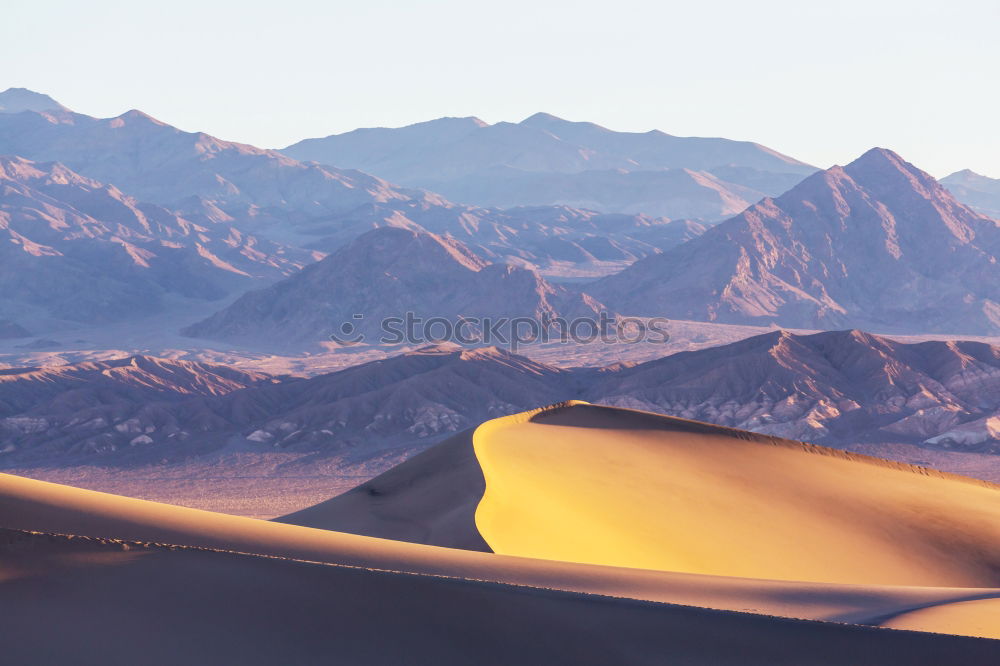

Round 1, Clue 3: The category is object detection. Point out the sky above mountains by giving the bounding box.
[1,0,998,178]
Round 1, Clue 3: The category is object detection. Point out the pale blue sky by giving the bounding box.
[2,0,998,177]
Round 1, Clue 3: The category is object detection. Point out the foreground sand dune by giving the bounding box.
[3,402,1000,662]
[8,465,998,629]
[5,528,997,666]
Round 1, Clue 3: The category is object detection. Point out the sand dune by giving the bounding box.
[7,464,987,624]
[6,529,998,666]
[475,402,1000,587]
[3,402,1000,661]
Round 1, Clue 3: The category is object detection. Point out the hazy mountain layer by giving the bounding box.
[941,169,1000,218]
[282,112,816,220]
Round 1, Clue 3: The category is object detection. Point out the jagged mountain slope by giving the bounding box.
[589,330,1000,448]
[5,331,1000,466]
[591,148,1000,334]
[0,156,315,324]
[183,226,611,345]
[0,346,572,464]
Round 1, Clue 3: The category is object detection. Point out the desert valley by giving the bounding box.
[3,19,1000,659]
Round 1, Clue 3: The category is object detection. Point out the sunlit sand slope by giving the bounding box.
[474,402,1000,587]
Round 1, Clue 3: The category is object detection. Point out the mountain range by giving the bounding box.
[4,330,1000,467]
[0,355,275,459]
[0,346,571,464]
[0,155,316,327]
[595,329,1000,447]
[591,148,1000,334]
[5,88,998,339]
[282,112,817,221]
[941,169,1000,218]
[0,89,697,279]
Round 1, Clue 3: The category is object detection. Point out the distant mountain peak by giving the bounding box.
[0,88,68,114]
[939,169,1000,218]
[520,111,565,125]
[519,111,610,133]
[846,147,913,172]
[386,116,489,133]
[941,169,1000,188]
[108,109,169,128]
[433,115,488,127]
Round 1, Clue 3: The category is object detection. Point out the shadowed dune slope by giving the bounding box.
[5,529,999,666]
[474,402,1000,587]
[276,429,491,551]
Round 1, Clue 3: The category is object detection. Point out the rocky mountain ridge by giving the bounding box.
[5,330,1000,466]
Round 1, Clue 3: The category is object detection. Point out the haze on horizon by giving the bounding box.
[1,0,998,178]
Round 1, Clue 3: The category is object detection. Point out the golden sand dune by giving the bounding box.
[3,402,1000,662]
[475,402,1000,587]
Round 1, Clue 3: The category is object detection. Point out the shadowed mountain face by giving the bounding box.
[4,330,1000,466]
[281,113,816,222]
[0,156,316,324]
[591,149,1000,334]
[182,226,611,345]
[941,169,1000,219]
